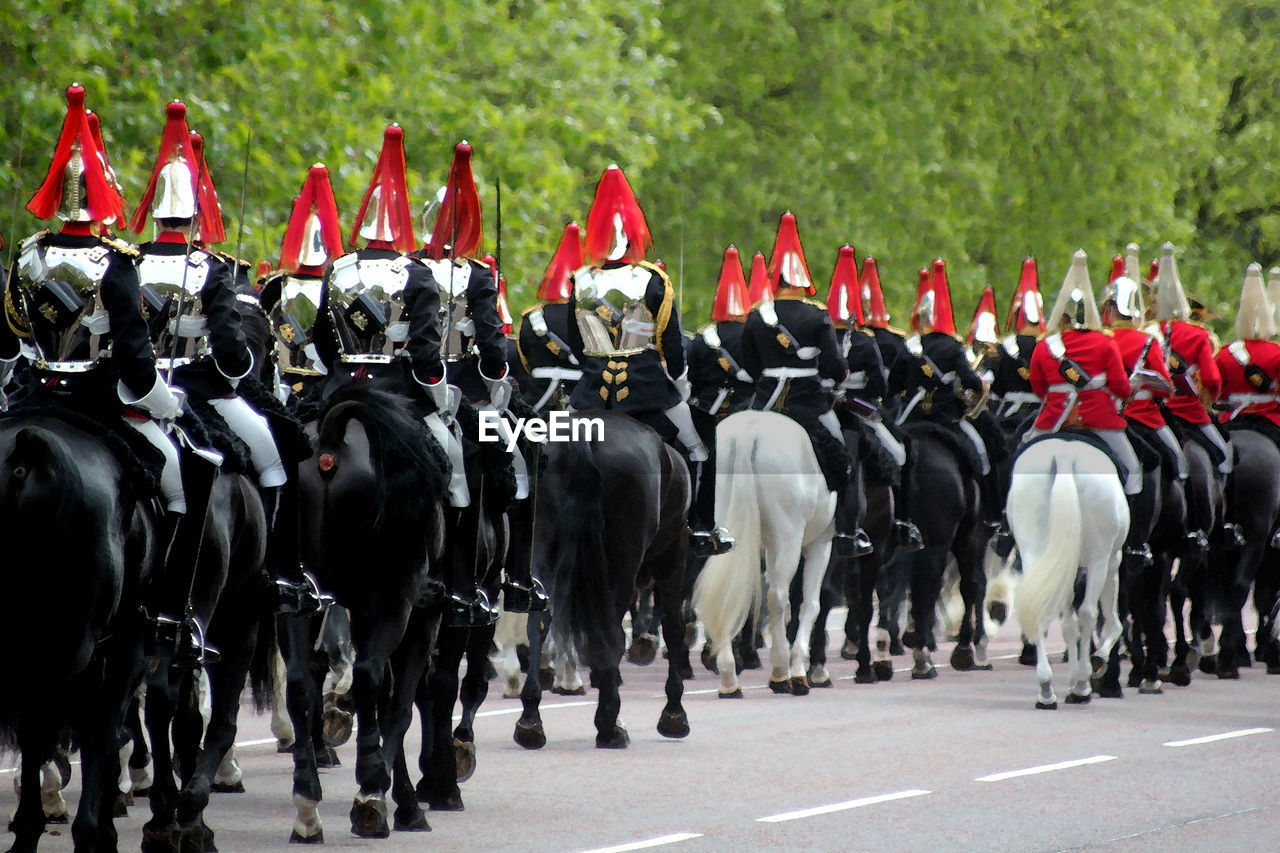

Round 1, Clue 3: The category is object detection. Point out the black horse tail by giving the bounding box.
[247,601,278,713]
[548,439,615,672]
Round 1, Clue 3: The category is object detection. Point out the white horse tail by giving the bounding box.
[1016,456,1083,640]
[692,425,762,654]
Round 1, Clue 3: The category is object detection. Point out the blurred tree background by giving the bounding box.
[1,0,1277,335]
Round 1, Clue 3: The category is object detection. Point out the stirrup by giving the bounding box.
[447,587,500,627]
[893,520,925,553]
[691,526,735,557]
[1177,530,1209,558]
[990,522,1015,558]
[1220,522,1246,549]
[1124,543,1154,566]
[274,571,334,617]
[835,529,874,558]
[147,612,220,669]
[501,577,549,614]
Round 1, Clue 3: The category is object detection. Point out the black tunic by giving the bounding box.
[566,262,685,412]
[1,231,158,400]
[843,326,889,403]
[688,320,754,416]
[514,301,580,409]
[905,332,983,422]
[413,256,508,404]
[138,240,253,400]
[741,294,847,420]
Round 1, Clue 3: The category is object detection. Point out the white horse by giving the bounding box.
[1011,437,1128,709]
[693,410,836,696]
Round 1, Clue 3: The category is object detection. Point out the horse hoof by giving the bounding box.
[276,740,294,754]
[1198,653,1217,674]
[889,638,905,656]
[739,649,762,670]
[627,635,658,666]
[768,679,791,694]
[790,676,810,696]
[1018,646,1037,666]
[179,822,213,853]
[808,671,833,688]
[854,668,877,684]
[1139,679,1163,694]
[454,737,477,783]
[1168,665,1192,686]
[141,826,180,853]
[322,705,354,748]
[1064,692,1091,705]
[901,629,920,649]
[676,661,695,681]
[551,685,586,696]
[840,641,859,661]
[514,720,546,750]
[1126,668,1143,688]
[114,797,129,819]
[211,781,245,794]
[718,688,743,699]
[1035,701,1058,710]
[539,665,555,685]
[315,746,341,769]
[872,660,894,681]
[950,645,975,671]
[988,601,1008,624]
[1094,680,1123,699]
[393,807,433,831]
[911,665,937,680]
[289,829,324,844]
[700,645,717,673]
[1217,667,1240,680]
[657,709,690,738]
[350,796,390,839]
[595,725,630,749]
[427,794,464,812]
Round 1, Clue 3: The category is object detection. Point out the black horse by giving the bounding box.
[0,416,157,853]
[513,411,690,749]
[280,383,449,841]
[1167,438,1226,685]
[138,457,271,853]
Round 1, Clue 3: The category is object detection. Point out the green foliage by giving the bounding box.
[1,0,1277,338]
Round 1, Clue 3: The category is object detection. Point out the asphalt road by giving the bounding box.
[3,611,1277,853]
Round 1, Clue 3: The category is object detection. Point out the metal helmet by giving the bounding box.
[57,141,92,223]
[1153,242,1192,321]
[358,185,393,242]
[607,212,629,262]
[300,211,332,268]
[1048,250,1101,331]
[152,155,197,220]
[1101,275,1145,324]
[914,288,937,332]
[420,186,446,242]
[1236,263,1275,340]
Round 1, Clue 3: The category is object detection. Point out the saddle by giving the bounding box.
[903,419,985,482]
[1221,413,1280,462]
[788,412,851,494]
[1014,429,1130,486]
[1164,412,1228,471]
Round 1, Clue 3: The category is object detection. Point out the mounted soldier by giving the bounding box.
[1215,264,1280,495]
[688,245,755,420]
[990,258,1045,423]
[130,101,290,585]
[259,163,345,403]
[0,85,197,649]
[514,222,584,414]
[858,256,914,421]
[739,212,870,556]
[898,259,1007,531]
[565,164,734,557]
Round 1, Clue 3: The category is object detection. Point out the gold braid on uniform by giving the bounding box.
[641,261,675,362]
[5,281,30,338]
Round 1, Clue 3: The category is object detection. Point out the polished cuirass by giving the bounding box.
[14,235,114,369]
[137,249,215,367]
[270,273,326,375]
[421,257,476,364]
[572,264,657,357]
[325,252,412,364]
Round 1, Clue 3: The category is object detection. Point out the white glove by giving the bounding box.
[484,375,512,413]
[675,377,692,403]
[119,374,183,420]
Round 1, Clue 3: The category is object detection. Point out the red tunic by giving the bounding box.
[1110,326,1172,429]
[1030,329,1131,430]
[1160,319,1221,425]
[1214,338,1280,427]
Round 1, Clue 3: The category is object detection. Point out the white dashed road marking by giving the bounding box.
[1163,727,1273,747]
[575,832,704,852]
[975,755,1117,782]
[756,789,932,822]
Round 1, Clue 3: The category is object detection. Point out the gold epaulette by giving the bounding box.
[803,298,828,311]
[100,236,140,257]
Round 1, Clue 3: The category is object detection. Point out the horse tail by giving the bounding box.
[548,439,614,671]
[1016,455,1083,640]
[247,602,278,713]
[692,425,761,654]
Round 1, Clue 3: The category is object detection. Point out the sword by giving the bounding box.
[4,123,25,272]
[228,130,252,294]
[442,159,460,363]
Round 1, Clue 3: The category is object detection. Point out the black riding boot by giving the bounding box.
[445,505,500,627]
[688,459,734,557]
[1124,492,1154,567]
[889,484,924,553]
[833,466,873,558]
[501,494,549,613]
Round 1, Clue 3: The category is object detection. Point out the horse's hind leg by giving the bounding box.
[279,613,326,843]
[593,666,628,749]
[454,622,494,778]
[790,539,833,693]
[420,626,464,812]
[514,610,549,749]
[653,539,690,739]
[141,664,182,850]
[951,532,990,671]
[385,608,437,831]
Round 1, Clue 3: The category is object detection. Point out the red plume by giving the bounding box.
[826,245,862,328]
[909,267,931,332]
[188,131,226,244]
[425,141,482,259]
[747,251,774,305]
[27,84,123,224]
[350,124,416,252]
[860,256,890,328]
[481,254,514,333]
[129,100,199,234]
[279,164,344,274]
[1005,257,1044,333]
[767,212,815,295]
[928,259,956,335]
[1147,259,1159,284]
[967,284,998,345]
[1108,254,1125,283]
[711,245,749,322]
[583,165,652,265]
[537,222,583,303]
[86,109,127,223]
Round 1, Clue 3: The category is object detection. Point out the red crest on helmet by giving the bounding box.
[859,256,890,328]
[967,284,998,345]
[712,246,749,322]
[1004,257,1044,334]
[188,131,226,244]
[767,212,815,295]
[278,164,344,275]
[747,251,774,305]
[537,222,583,303]
[583,165,651,265]
[826,245,862,328]
[424,141,482,260]
[28,84,124,225]
[130,100,200,234]
[350,124,416,252]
